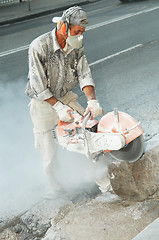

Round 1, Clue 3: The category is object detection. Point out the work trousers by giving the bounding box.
[29,91,85,191]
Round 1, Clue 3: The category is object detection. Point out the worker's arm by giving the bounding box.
[45,96,58,106]
[82,85,96,100]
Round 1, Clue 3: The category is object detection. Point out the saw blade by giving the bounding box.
[109,135,144,163]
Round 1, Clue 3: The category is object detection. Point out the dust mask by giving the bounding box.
[66,29,83,50]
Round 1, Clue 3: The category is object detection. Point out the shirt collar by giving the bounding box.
[52,28,60,52]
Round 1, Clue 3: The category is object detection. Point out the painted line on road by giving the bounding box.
[0,45,29,57]
[87,6,159,31]
[0,5,158,58]
[89,44,143,67]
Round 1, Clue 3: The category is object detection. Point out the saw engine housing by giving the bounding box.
[55,109,144,162]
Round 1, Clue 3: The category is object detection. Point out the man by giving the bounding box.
[26,6,104,197]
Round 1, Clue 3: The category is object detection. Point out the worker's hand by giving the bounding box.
[84,100,103,119]
[53,101,73,122]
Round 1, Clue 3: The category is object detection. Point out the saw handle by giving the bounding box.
[65,110,92,131]
[82,111,91,131]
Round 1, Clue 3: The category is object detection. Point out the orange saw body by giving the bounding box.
[55,109,144,162]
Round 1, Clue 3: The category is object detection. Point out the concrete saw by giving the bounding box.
[55,108,144,163]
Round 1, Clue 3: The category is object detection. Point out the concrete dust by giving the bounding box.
[0,77,109,232]
[0,78,110,239]
[0,79,45,223]
[56,148,110,193]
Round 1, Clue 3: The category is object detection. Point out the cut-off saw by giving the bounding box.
[55,109,144,163]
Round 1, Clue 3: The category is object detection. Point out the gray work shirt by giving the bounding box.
[25,28,95,100]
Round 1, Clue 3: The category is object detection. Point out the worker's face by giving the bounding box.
[69,25,85,36]
[65,25,85,50]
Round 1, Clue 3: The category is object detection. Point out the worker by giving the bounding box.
[25,5,104,198]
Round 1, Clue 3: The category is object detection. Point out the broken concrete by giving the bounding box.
[109,146,159,201]
[43,192,159,240]
[0,188,97,240]
[0,198,71,240]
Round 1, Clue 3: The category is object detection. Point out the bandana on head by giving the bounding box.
[52,6,88,28]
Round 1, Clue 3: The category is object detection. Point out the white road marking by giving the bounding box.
[89,44,143,67]
[0,45,29,57]
[87,6,159,31]
[0,6,158,58]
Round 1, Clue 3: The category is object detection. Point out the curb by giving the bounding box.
[0,0,99,26]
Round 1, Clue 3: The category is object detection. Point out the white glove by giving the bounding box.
[53,101,73,122]
[84,100,103,119]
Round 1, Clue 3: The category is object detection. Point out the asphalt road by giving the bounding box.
[1,0,159,223]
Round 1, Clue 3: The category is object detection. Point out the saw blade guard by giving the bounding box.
[109,135,144,162]
[98,110,144,153]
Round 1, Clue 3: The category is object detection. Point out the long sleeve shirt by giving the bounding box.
[25,28,95,100]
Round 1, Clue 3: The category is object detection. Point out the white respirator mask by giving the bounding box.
[66,29,83,50]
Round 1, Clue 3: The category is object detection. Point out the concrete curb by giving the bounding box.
[0,0,99,26]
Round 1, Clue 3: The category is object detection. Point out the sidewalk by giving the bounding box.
[0,0,97,26]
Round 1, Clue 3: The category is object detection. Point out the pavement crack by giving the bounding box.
[145,133,158,142]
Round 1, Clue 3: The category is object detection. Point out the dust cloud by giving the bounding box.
[0,78,44,222]
[0,78,108,222]
[57,148,109,194]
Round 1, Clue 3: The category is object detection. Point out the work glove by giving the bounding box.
[53,101,73,122]
[84,100,103,119]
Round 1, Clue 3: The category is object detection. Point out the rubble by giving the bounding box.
[109,146,159,201]
[43,192,159,240]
